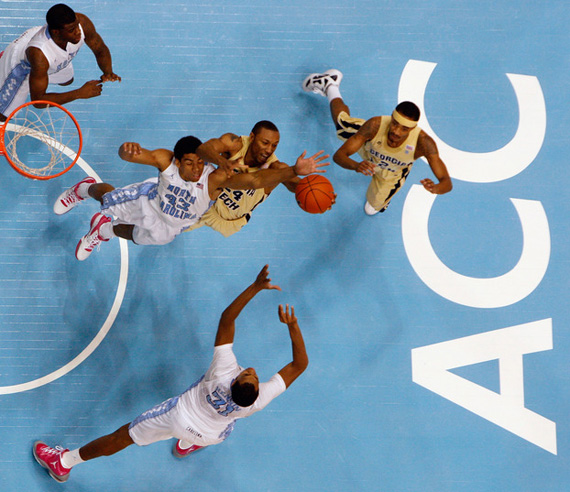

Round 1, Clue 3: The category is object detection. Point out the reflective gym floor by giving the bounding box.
[1,1,569,491]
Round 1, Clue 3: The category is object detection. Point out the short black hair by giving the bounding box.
[46,4,76,30]
[231,381,259,407]
[250,120,279,136]
[395,101,421,122]
[173,136,202,160]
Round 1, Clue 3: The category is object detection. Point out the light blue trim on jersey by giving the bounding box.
[101,181,158,210]
[218,420,236,440]
[129,394,180,430]
[0,61,31,114]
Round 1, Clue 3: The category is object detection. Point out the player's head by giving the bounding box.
[248,120,280,167]
[387,101,420,147]
[47,4,81,44]
[231,367,259,407]
[173,135,205,182]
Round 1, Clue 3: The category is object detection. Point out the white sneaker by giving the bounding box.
[53,177,96,215]
[302,69,343,97]
[364,201,380,216]
[75,213,111,261]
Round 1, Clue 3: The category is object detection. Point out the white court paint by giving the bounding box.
[411,320,556,454]
[0,130,129,395]
[398,59,547,183]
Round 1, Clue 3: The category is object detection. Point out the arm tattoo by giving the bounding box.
[358,118,380,140]
[418,132,438,157]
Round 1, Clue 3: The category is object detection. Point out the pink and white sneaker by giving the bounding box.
[53,176,96,215]
[33,441,72,483]
[75,212,111,261]
[172,440,204,458]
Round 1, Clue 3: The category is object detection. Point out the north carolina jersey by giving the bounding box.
[128,344,286,447]
[101,161,215,245]
[0,24,85,115]
[175,344,286,445]
[153,161,215,228]
[185,135,278,237]
[27,24,85,78]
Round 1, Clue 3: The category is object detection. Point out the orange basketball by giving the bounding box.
[295,175,335,214]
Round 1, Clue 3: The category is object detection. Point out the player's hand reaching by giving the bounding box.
[220,160,249,179]
[100,72,122,82]
[420,178,445,194]
[119,142,142,156]
[253,265,282,292]
[356,160,376,176]
[77,80,103,99]
[278,304,298,326]
[293,150,329,176]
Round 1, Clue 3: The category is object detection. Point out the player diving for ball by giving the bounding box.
[53,136,328,260]
[303,69,452,215]
[185,120,335,238]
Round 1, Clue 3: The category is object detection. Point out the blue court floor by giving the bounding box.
[1,1,569,491]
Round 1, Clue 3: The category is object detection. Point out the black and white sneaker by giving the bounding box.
[302,69,343,97]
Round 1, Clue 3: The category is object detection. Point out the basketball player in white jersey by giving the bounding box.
[33,265,308,484]
[0,4,120,121]
[303,69,452,215]
[53,136,328,260]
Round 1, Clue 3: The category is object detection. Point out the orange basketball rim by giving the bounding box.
[0,100,83,180]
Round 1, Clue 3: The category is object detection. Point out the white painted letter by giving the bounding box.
[401,185,550,308]
[411,319,556,454]
[398,59,546,183]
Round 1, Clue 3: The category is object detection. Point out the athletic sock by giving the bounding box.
[98,221,116,240]
[76,182,92,199]
[60,449,84,469]
[326,85,342,102]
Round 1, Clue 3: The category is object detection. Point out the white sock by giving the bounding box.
[98,221,116,240]
[326,85,342,102]
[60,449,84,469]
[76,182,92,199]
[178,440,193,450]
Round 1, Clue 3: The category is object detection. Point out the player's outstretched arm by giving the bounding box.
[118,142,172,171]
[215,265,282,347]
[333,118,378,176]
[218,150,329,192]
[77,13,121,82]
[277,305,309,388]
[418,133,452,194]
[197,133,247,177]
[27,47,103,106]
[268,160,300,193]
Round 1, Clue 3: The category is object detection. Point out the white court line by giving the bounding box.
[0,128,129,394]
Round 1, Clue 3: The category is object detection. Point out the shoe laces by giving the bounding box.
[61,190,81,207]
[42,444,65,456]
[84,230,104,251]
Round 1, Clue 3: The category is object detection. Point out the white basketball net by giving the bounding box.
[4,104,81,178]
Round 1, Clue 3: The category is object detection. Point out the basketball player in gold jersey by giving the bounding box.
[303,69,452,215]
[186,120,331,237]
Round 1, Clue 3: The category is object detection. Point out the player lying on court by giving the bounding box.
[33,265,308,483]
[303,69,452,215]
[53,136,328,260]
[185,120,335,237]
[0,3,120,121]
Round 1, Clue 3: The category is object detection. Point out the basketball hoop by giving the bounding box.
[0,100,82,180]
